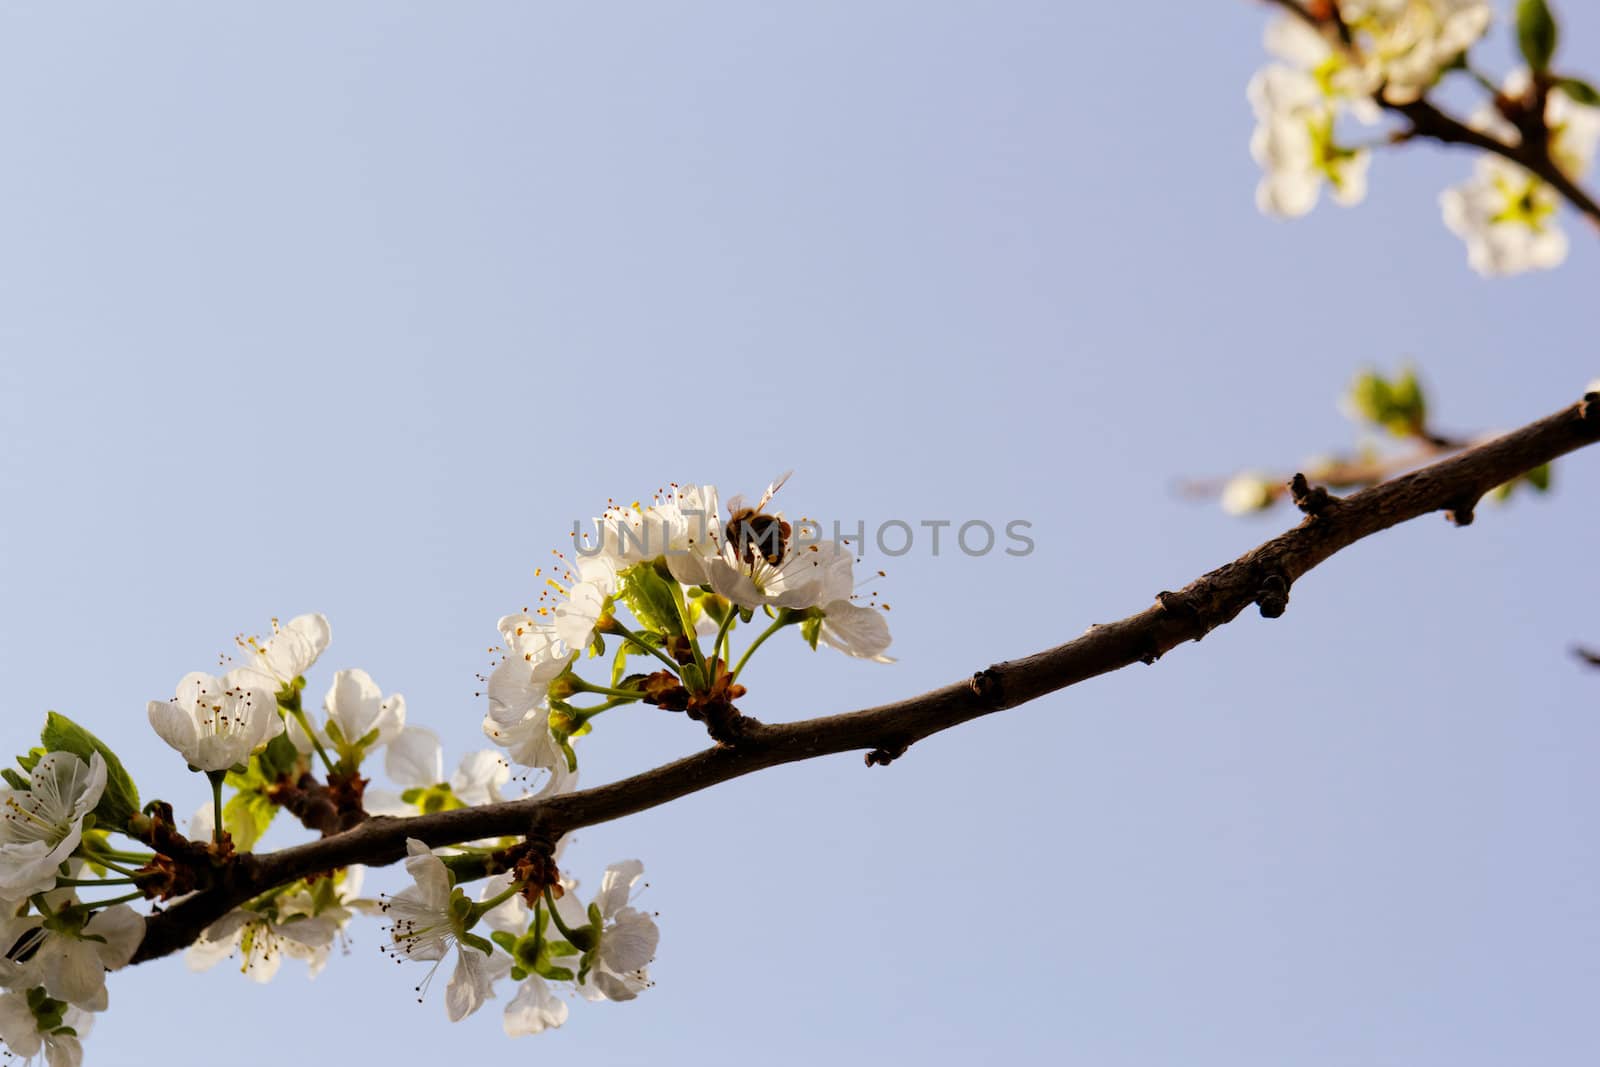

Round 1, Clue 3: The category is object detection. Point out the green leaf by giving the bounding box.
[1557,76,1600,107]
[1387,366,1427,436]
[1489,463,1554,501]
[1,768,29,791]
[680,661,706,692]
[536,962,576,982]
[1517,0,1558,72]
[1343,366,1429,438]
[222,789,278,852]
[40,712,140,831]
[610,630,665,687]
[459,930,496,957]
[323,717,348,749]
[258,732,303,781]
[1344,370,1388,426]
[799,613,822,651]
[617,563,683,638]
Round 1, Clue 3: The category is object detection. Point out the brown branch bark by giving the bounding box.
[128,392,1600,964]
[1257,0,1600,231]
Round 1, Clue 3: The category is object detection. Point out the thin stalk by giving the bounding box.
[730,610,792,683]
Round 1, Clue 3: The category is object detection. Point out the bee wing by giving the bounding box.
[756,469,794,511]
[726,494,750,515]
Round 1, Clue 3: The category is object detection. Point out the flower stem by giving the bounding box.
[569,678,645,701]
[288,707,337,775]
[731,609,792,683]
[712,608,737,667]
[466,881,524,927]
[55,877,138,887]
[206,768,227,845]
[605,618,684,674]
[669,585,708,676]
[1461,61,1500,97]
[543,885,583,942]
[82,891,146,908]
[568,697,636,719]
[98,858,141,878]
[78,853,144,878]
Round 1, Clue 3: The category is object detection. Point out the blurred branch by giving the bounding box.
[1574,646,1600,668]
[130,391,1600,965]
[1179,436,1471,509]
[1258,0,1600,230]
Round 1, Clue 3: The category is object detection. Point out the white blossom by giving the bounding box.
[231,613,331,694]
[0,754,106,906]
[0,989,92,1067]
[1262,15,1381,113]
[576,860,659,1003]
[1221,471,1279,515]
[383,840,510,1021]
[147,671,283,772]
[657,484,724,585]
[286,668,405,761]
[1248,66,1370,218]
[0,896,143,1011]
[816,601,895,662]
[704,534,856,613]
[1438,72,1600,276]
[1441,155,1569,276]
[1342,0,1492,104]
[503,974,568,1036]
[367,727,512,817]
[186,868,369,982]
[475,871,579,1037]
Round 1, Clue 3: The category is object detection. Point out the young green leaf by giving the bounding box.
[222,789,278,851]
[1517,0,1559,73]
[1556,76,1600,107]
[39,711,141,830]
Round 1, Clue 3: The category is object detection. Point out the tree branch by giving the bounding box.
[1390,98,1600,231]
[129,392,1600,964]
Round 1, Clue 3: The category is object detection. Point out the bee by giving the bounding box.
[725,470,794,570]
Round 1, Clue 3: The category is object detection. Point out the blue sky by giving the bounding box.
[2,3,1598,1064]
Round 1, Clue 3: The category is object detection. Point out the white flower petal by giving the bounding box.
[385,727,445,789]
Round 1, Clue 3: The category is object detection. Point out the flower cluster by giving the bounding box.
[1441,71,1600,275]
[381,839,659,1036]
[186,868,373,983]
[0,752,141,1066]
[1246,0,1600,275]
[1247,2,1492,217]
[1248,15,1381,217]
[1,474,894,1060]
[485,477,892,767]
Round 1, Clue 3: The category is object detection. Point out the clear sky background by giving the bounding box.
[2,3,1598,1065]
